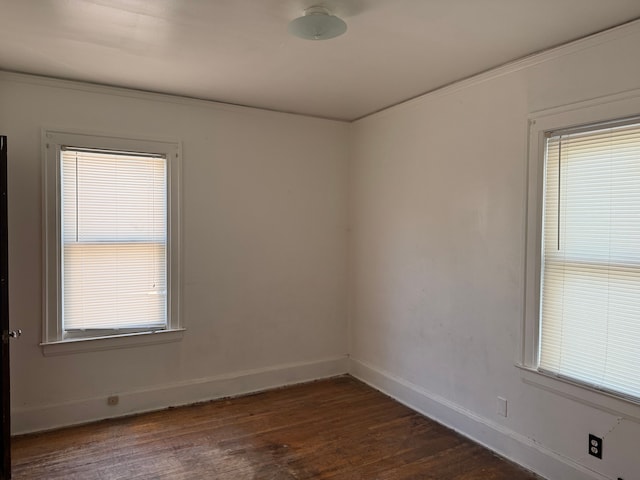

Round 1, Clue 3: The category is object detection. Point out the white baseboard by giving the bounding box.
[13,355,349,435]
[349,357,610,480]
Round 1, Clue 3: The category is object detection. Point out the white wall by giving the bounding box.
[0,73,350,433]
[349,22,640,480]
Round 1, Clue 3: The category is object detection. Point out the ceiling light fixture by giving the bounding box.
[288,6,347,41]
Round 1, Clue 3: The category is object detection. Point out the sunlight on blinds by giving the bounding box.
[61,148,167,331]
[540,120,640,400]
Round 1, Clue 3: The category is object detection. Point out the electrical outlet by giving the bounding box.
[497,397,507,417]
[588,434,602,459]
[107,395,119,406]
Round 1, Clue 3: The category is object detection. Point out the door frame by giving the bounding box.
[1,135,11,479]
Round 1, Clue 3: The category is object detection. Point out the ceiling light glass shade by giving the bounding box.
[288,6,347,40]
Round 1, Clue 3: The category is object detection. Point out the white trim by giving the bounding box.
[529,87,640,123]
[349,357,611,480]
[40,328,185,356]
[12,355,349,435]
[517,365,640,423]
[0,71,349,124]
[357,19,640,122]
[521,90,640,413]
[41,129,183,350]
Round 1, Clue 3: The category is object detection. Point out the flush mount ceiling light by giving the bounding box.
[288,6,347,41]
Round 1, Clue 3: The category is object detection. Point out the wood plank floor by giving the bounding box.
[12,376,538,479]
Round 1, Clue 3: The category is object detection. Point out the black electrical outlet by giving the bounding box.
[588,434,603,459]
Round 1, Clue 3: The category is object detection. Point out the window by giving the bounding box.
[539,119,640,400]
[523,93,640,410]
[43,131,182,354]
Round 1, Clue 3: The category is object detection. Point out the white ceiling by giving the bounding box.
[1,0,640,121]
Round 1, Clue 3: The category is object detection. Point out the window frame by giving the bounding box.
[521,90,640,418]
[42,129,183,355]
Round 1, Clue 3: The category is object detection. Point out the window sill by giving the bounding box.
[40,328,185,356]
[516,364,640,421]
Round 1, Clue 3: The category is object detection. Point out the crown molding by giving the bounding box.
[0,70,348,125]
[356,17,640,123]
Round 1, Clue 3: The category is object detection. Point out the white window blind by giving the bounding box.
[539,119,640,401]
[61,147,167,332]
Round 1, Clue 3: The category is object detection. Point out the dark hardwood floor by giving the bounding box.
[12,376,538,479]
